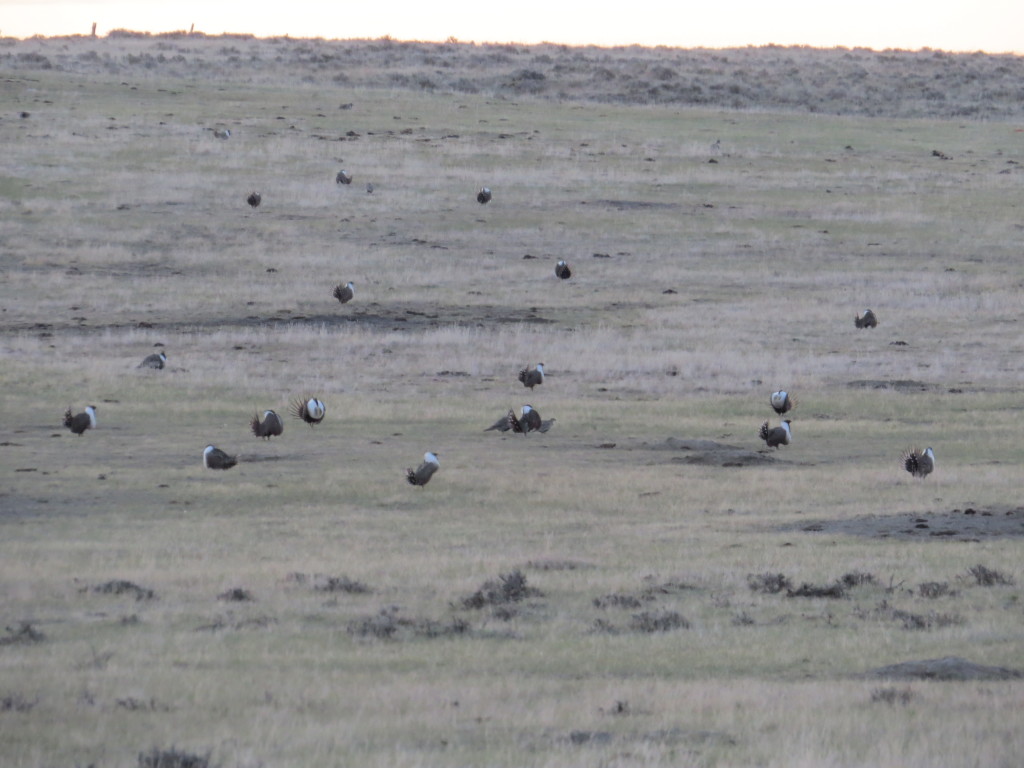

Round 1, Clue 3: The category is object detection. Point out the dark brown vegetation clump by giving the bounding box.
[460,570,542,609]
[870,687,915,705]
[747,572,791,594]
[137,747,212,768]
[968,564,1014,586]
[628,610,691,633]
[786,582,847,599]
[0,622,45,646]
[88,580,155,600]
[0,692,38,712]
[918,581,954,599]
[346,607,470,641]
[216,587,254,602]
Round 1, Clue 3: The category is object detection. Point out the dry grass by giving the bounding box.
[1,37,1023,768]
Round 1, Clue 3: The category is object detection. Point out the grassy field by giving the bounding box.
[2,38,1024,768]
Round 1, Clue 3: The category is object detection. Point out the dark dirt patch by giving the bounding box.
[652,437,776,467]
[587,199,682,211]
[781,507,1024,540]
[863,656,1022,681]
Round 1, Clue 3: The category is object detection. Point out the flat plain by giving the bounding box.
[1,34,1023,768]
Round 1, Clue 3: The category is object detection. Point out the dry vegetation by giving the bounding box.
[1,33,1023,768]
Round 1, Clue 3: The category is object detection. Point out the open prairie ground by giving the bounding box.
[1,36,1023,768]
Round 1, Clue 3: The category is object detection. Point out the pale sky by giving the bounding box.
[2,0,1022,54]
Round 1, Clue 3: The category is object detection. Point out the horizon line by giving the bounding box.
[6,29,1023,57]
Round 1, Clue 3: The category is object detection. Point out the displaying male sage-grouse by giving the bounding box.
[63,405,97,436]
[336,169,353,185]
[333,282,355,304]
[901,447,935,479]
[555,260,572,279]
[477,187,492,204]
[855,309,878,329]
[139,352,167,370]
[247,192,261,208]
[203,444,237,470]
[406,451,439,487]
[759,419,792,449]
[770,390,795,415]
[290,396,326,426]
[250,410,284,440]
[508,404,543,434]
[518,363,545,390]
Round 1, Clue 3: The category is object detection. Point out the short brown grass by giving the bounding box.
[1,36,1023,768]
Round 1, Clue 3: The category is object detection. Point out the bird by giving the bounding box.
[406,451,439,487]
[290,396,325,426]
[759,419,792,449]
[555,260,572,279]
[508,404,542,435]
[333,282,355,304]
[901,447,935,479]
[770,390,795,415]
[365,182,374,194]
[336,170,352,185]
[139,352,167,370]
[537,417,556,433]
[213,128,231,140]
[203,444,237,470]
[855,309,878,329]
[477,187,492,204]
[484,413,513,432]
[518,363,545,390]
[63,405,97,436]
[250,410,284,440]
[246,192,261,208]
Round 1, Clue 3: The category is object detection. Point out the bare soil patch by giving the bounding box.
[784,507,1024,541]
[863,656,1023,681]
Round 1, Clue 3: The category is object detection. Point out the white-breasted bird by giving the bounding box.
[901,447,935,479]
[477,187,492,204]
[518,363,545,390]
[139,352,167,370]
[333,282,355,304]
[759,419,792,449]
[250,410,284,440]
[203,444,237,470]
[290,396,326,426]
[770,390,795,415]
[63,405,97,436]
[406,451,439,487]
[555,260,572,279]
[508,404,542,435]
[855,309,878,329]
